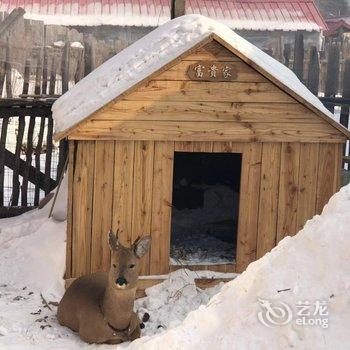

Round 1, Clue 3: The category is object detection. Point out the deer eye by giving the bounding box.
[113,264,116,268]
[129,264,135,269]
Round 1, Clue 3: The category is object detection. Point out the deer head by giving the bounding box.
[108,230,151,290]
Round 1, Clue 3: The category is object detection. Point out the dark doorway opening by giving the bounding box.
[170,152,242,266]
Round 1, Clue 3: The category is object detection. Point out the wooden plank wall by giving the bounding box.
[68,42,346,144]
[66,140,343,279]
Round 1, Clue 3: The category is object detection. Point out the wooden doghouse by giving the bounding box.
[53,16,350,281]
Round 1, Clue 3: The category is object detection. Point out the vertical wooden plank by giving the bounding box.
[72,141,95,278]
[334,143,343,192]
[112,141,135,246]
[276,143,301,242]
[11,116,25,205]
[21,116,35,206]
[22,59,30,95]
[174,141,193,152]
[193,141,213,152]
[132,141,154,275]
[90,141,115,273]
[34,117,45,206]
[65,140,75,279]
[316,143,337,214]
[44,117,53,194]
[0,116,9,205]
[236,143,262,272]
[296,143,319,231]
[150,141,174,275]
[212,142,244,153]
[256,143,281,259]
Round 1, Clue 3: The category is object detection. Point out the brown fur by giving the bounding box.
[57,232,151,344]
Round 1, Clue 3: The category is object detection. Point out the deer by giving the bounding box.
[57,230,151,344]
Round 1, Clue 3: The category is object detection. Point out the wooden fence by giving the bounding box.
[0,98,67,218]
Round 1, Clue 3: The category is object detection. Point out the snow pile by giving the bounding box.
[135,269,223,335]
[52,15,343,136]
[128,184,350,349]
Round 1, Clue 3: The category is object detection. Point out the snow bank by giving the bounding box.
[52,15,341,136]
[127,184,350,349]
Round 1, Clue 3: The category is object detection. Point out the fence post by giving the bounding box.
[293,31,304,81]
[340,59,350,128]
[283,43,291,68]
[324,43,340,113]
[307,46,320,96]
[61,41,70,94]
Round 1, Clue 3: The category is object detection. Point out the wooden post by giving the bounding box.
[325,43,340,113]
[283,43,291,68]
[0,116,9,206]
[22,59,31,95]
[83,35,95,76]
[21,116,35,206]
[61,41,70,93]
[34,48,43,95]
[44,116,53,195]
[11,115,25,205]
[307,46,320,96]
[5,37,12,98]
[293,31,304,81]
[34,117,45,205]
[49,52,57,96]
[340,59,350,157]
[42,27,48,95]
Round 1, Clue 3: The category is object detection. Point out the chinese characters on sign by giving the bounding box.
[187,62,237,81]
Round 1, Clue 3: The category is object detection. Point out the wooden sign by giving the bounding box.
[187,61,238,82]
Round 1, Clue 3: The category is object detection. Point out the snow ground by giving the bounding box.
[0,184,350,349]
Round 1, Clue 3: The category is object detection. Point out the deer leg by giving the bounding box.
[127,312,141,341]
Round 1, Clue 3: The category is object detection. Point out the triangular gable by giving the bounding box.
[53,15,350,140]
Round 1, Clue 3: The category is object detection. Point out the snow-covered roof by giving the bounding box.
[0,0,327,31]
[52,15,350,139]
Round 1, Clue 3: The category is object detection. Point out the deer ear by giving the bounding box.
[133,235,151,258]
[108,230,119,251]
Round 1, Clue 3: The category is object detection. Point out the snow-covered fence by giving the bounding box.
[0,98,67,217]
[0,9,112,98]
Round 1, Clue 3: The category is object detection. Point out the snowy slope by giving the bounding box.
[128,185,350,349]
[52,15,343,136]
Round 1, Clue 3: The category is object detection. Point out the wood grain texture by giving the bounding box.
[184,41,241,61]
[71,141,95,277]
[316,143,339,214]
[256,143,281,259]
[296,143,319,231]
[102,101,322,123]
[123,81,295,103]
[276,143,301,242]
[213,34,350,140]
[236,143,262,272]
[112,141,135,246]
[170,264,236,273]
[150,141,174,274]
[132,141,154,275]
[157,60,269,82]
[90,141,115,273]
[70,120,344,143]
[65,140,75,279]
